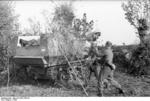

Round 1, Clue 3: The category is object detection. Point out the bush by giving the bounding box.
[113,47,131,72]
[128,45,150,76]
[0,2,18,86]
[113,44,150,76]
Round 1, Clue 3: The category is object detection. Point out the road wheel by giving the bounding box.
[15,65,29,82]
[46,66,58,84]
[56,66,70,87]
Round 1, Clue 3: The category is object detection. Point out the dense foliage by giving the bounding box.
[48,3,95,59]
[0,1,18,86]
[122,0,150,76]
[122,0,150,44]
[0,2,17,70]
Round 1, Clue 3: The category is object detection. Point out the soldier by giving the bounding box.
[85,32,101,80]
[87,42,100,80]
[97,41,125,96]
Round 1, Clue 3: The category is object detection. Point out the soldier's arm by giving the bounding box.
[106,62,116,70]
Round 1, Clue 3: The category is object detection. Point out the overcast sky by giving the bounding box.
[14,1,140,45]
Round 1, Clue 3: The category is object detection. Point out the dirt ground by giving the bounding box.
[0,71,150,97]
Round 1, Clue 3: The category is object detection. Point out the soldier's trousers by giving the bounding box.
[97,65,122,95]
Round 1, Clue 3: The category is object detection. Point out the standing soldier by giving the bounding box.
[85,32,101,80]
[97,41,125,96]
[87,42,100,80]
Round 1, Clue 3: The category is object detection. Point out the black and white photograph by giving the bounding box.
[0,0,150,99]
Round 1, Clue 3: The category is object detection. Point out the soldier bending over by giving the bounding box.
[97,41,125,96]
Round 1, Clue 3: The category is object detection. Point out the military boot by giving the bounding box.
[118,88,125,96]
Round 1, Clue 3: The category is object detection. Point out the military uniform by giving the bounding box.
[97,41,124,96]
[87,42,100,80]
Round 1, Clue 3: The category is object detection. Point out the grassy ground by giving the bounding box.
[1,71,150,97]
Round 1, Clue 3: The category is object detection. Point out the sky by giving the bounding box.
[14,1,140,45]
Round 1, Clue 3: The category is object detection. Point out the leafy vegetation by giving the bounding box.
[48,3,95,59]
[122,0,150,76]
[45,3,97,87]
[0,2,17,70]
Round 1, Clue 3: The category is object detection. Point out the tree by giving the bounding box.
[0,1,18,86]
[0,1,17,68]
[122,0,150,45]
[42,2,101,90]
[49,3,75,57]
[49,3,97,59]
[27,17,41,35]
[122,0,150,76]
[72,13,94,39]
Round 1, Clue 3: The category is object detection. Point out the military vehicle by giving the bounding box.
[12,35,88,85]
[12,35,64,82]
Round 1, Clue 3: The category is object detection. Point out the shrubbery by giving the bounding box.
[122,0,150,76]
[128,45,150,76]
[113,46,132,72]
[114,44,150,76]
[0,2,18,86]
